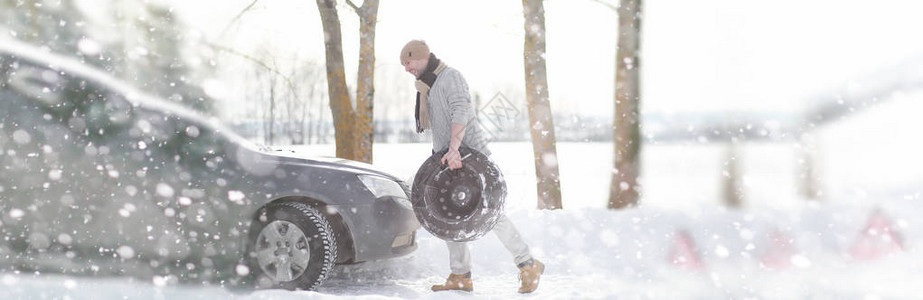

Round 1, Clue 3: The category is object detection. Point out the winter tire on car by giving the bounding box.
[247,202,337,290]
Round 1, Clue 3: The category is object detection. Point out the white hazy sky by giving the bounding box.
[174,0,923,118]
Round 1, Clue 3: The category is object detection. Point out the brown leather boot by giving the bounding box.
[518,259,545,293]
[431,272,473,292]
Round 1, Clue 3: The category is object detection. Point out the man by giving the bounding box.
[400,40,545,293]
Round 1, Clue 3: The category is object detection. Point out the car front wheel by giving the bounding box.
[248,202,337,290]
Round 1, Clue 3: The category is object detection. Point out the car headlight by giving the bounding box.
[357,175,412,209]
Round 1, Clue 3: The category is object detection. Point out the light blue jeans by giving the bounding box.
[446,215,532,274]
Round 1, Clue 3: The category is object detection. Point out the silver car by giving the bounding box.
[0,38,419,290]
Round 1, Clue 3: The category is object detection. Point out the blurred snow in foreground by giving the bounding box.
[2,204,922,299]
[3,133,923,298]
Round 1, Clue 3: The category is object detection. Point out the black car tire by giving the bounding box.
[411,147,507,242]
[247,202,337,290]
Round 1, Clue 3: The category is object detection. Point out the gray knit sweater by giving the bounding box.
[425,66,491,156]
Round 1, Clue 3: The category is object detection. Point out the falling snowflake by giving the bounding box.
[117,246,135,259]
[227,190,245,204]
[9,208,25,219]
[156,183,175,197]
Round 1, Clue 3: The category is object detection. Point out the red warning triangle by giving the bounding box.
[759,229,796,270]
[849,209,903,260]
[669,230,704,270]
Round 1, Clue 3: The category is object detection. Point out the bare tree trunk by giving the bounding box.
[609,0,642,209]
[317,89,327,144]
[523,0,563,210]
[722,143,743,208]
[316,0,356,158]
[300,79,310,145]
[798,133,821,200]
[354,0,378,162]
[315,0,378,163]
[268,73,276,145]
[285,65,298,144]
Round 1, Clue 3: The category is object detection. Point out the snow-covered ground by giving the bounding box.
[5,203,922,299]
[4,110,923,299]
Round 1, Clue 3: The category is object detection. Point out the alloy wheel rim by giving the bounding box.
[255,220,311,282]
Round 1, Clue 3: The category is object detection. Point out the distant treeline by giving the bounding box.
[228,111,802,146]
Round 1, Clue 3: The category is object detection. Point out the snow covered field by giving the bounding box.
[3,130,923,299]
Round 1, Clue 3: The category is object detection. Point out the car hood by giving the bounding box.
[266,147,405,182]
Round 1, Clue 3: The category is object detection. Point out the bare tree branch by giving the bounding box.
[206,42,301,99]
[588,0,618,11]
[345,0,361,14]
[219,0,260,39]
